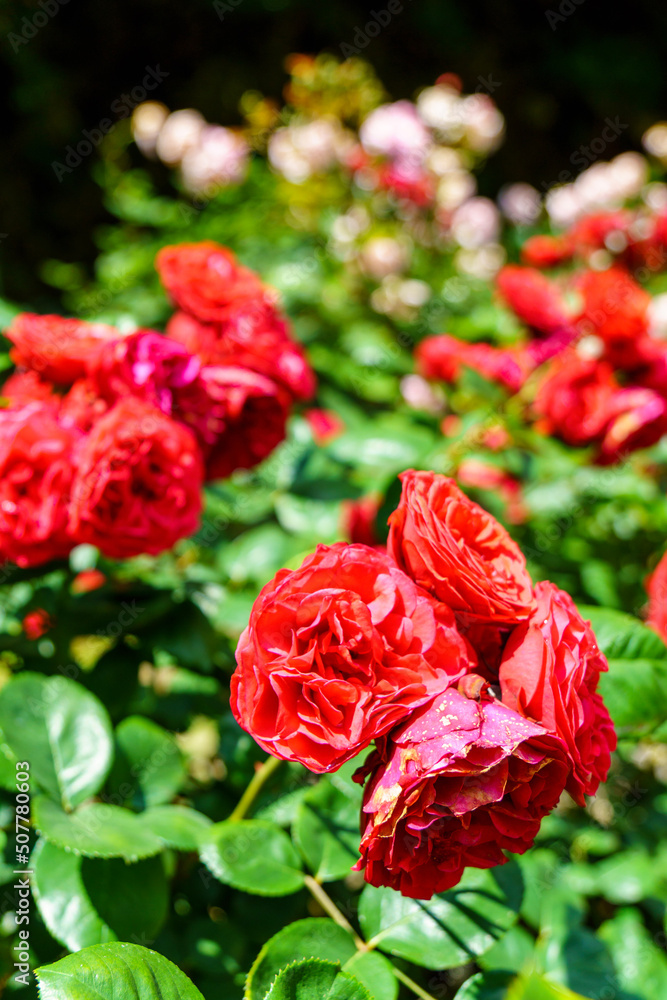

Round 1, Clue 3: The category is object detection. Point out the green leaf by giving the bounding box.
[453,971,516,1000]
[200,820,305,896]
[0,672,113,809]
[140,805,213,851]
[598,907,667,1000]
[293,778,361,882]
[477,925,535,973]
[32,839,168,952]
[108,716,186,809]
[33,795,164,860]
[578,605,667,661]
[36,941,204,999]
[359,862,523,970]
[505,973,588,1000]
[342,952,398,1000]
[599,658,667,735]
[245,918,357,1000]
[265,958,372,1000]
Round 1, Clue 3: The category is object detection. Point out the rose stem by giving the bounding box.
[228,754,284,821]
[304,876,440,1000]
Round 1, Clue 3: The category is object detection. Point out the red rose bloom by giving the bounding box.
[59,379,110,433]
[646,551,667,644]
[598,387,667,464]
[68,398,203,559]
[90,330,201,410]
[575,267,650,369]
[231,542,474,773]
[416,334,528,393]
[496,266,570,337]
[22,608,54,640]
[534,353,617,447]
[521,234,573,269]
[388,471,535,625]
[355,680,570,899]
[155,242,265,323]
[0,402,76,567]
[4,313,120,385]
[499,581,616,804]
[166,308,315,401]
[1,370,57,407]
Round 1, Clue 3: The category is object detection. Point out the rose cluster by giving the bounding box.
[415,205,667,465]
[231,470,615,899]
[0,241,313,568]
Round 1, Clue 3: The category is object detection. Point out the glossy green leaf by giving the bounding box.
[33,795,164,860]
[359,863,523,970]
[32,839,168,952]
[265,958,372,1000]
[200,820,305,896]
[599,907,667,1000]
[0,672,113,809]
[245,918,356,1000]
[293,778,361,882]
[36,941,204,999]
[506,973,588,1000]
[453,971,516,1000]
[140,805,213,850]
[342,951,398,1000]
[579,605,667,661]
[108,715,186,809]
[599,658,667,734]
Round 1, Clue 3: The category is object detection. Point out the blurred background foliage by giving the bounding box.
[2,0,667,305]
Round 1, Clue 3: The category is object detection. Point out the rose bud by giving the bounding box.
[388,470,535,625]
[231,542,474,773]
[355,678,570,899]
[499,581,616,804]
[68,397,203,559]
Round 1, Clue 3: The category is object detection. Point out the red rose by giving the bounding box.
[156,242,265,323]
[499,581,616,804]
[4,313,120,385]
[534,353,617,447]
[575,267,650,369]
[195,366,289,481]
[521,234,573,269]
[647,551,667,644]
[89,329,201,409]
[231,542,474,773]
[68,398,203,559]
[166,308,315,401]
[568,211,632,258]
[22,608,54,641]
[598,387,667,464]
[0,402,76,568]
[355,680,570,899]
[1,370,57,407]
[59,379,110,433]
[496,266,570,337]
[388,470,534,625]
[416,334,528,393]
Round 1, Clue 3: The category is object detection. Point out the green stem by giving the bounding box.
[228,754,283,822]
[392,967,439,1000]
[303,876,439,1000]
[304,875,368,950]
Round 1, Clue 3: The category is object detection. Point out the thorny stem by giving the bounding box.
[228,754,284,821]
[304,876,439,1000]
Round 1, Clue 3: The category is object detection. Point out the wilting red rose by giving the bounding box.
[166,308,315,401]
[575,267,650,369]
[416,334,528,393]
[195,366,289,481]
[355,680,570,898]
[521,234,573,269]
[496,266,570,337]
[4,313,120,385]
[598,387,667,464]
[231,542,474,773]
[90,329,202,410]
[68,398,203,559]
[388,470,534,625]
[534,353,617,447]
[499,581,616,804]
[0,402,76,567]
[155,242,265,323]
[1,370,57,407]
[646,551,667,644]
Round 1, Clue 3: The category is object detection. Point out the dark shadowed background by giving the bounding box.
[1,0,666,306]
